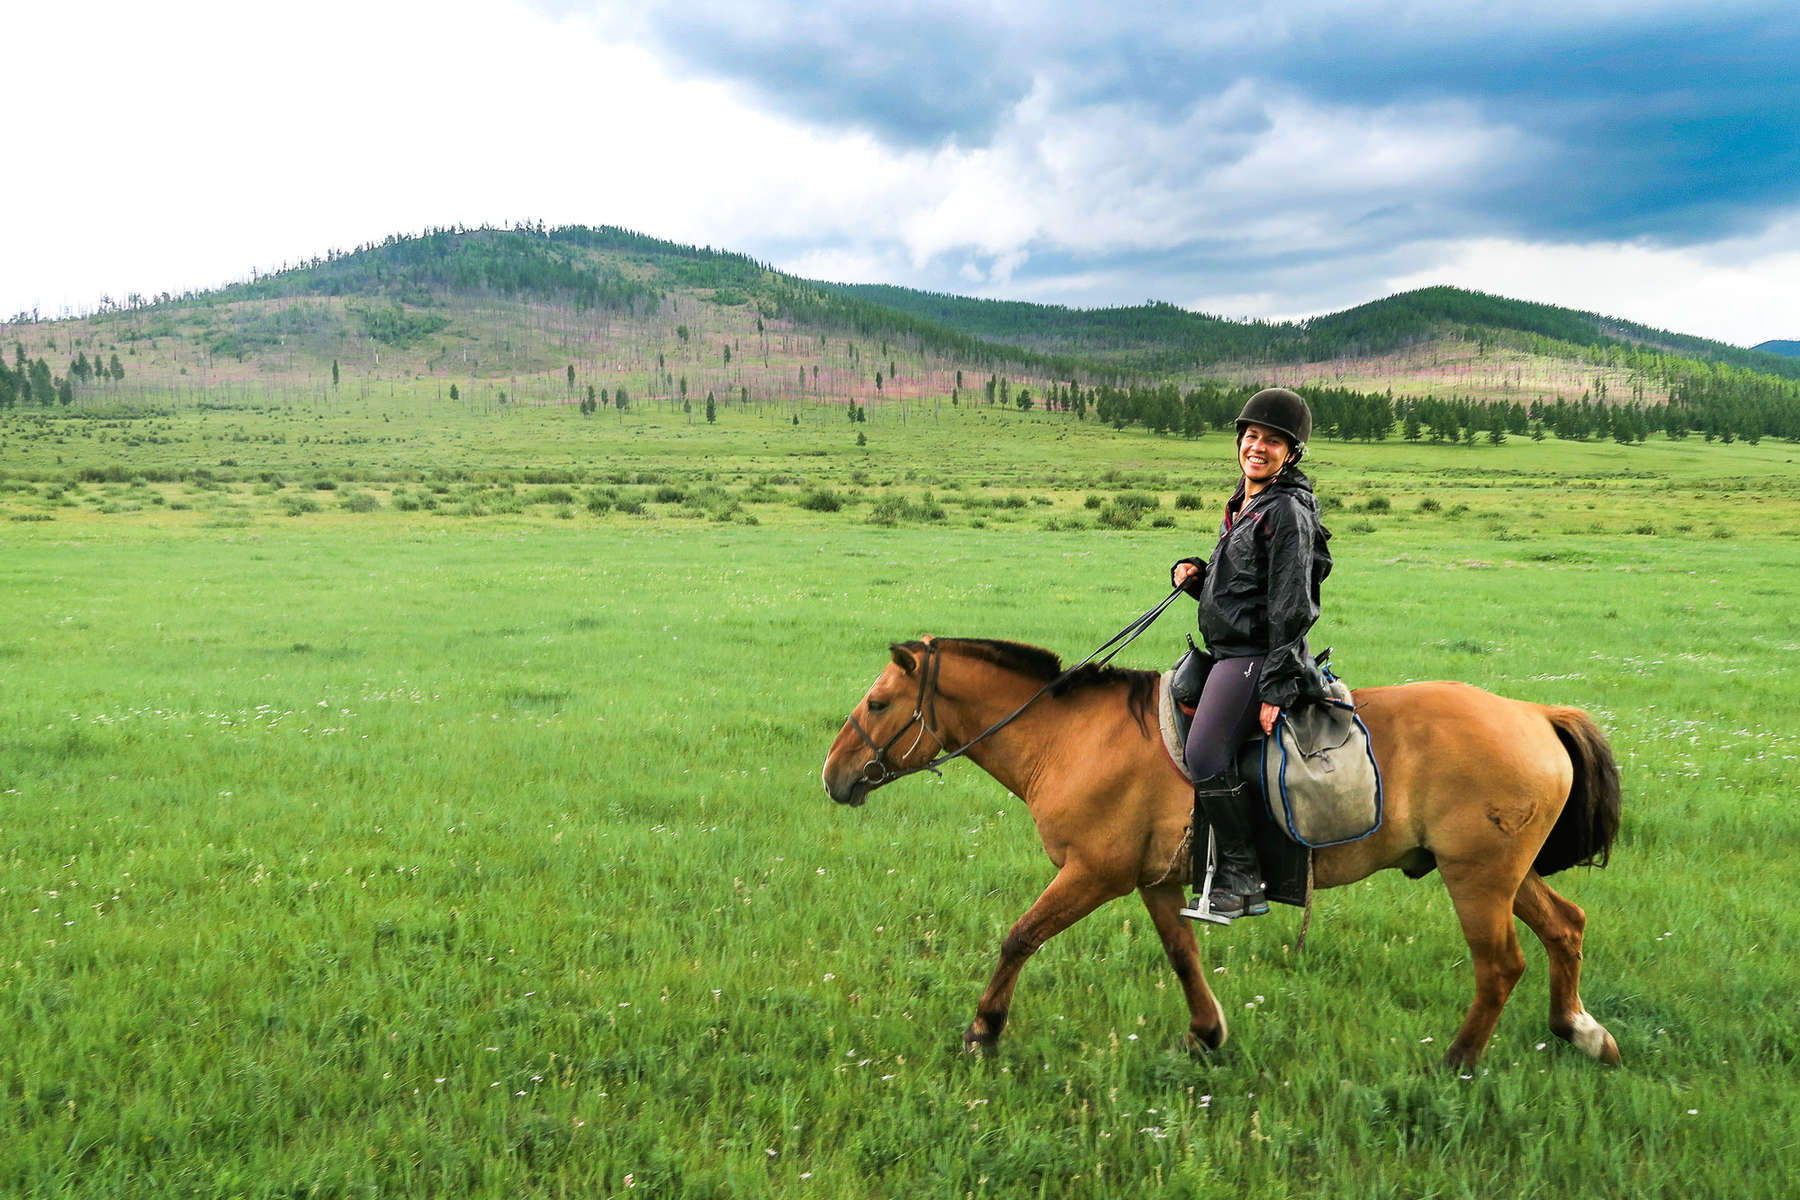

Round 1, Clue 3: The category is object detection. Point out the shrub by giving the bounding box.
[867,496,907,526]
[1174,492,1204,510]
[340,492,380,513]
[867,495,946,526]
[1095,502,1143,530]
[653,485,685,503]
[1150,514,1177,528]
[799,488,842,513]
[1083,494,1105,510]
[1360,495,1391,513]
[281,496,320,517]
[311,478,338,491]
[1418,497,1441,513]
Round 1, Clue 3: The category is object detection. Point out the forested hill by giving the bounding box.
[827,281,1800,382]
[79,223,1799,386]
[12,224,1799,423]
[1755,340,1800,358]
[187,224,1092,378]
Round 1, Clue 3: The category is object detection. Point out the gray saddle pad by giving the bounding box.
[1260,678,1382,847]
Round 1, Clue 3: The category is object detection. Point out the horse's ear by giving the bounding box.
[889,642,919,674]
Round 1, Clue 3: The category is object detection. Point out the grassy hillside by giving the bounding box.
[830,280,1800,380]
[3,226,1797,441]
[0,227,1101,431]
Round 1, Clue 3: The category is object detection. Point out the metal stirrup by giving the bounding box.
[1179,828,1232,925]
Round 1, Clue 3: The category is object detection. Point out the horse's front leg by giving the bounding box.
[964,864,1120,1055]
[1139,880,1228,1052]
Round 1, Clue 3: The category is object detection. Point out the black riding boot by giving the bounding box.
[1187,771,1269,921]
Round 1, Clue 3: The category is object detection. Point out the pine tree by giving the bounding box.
[29,359,52,406]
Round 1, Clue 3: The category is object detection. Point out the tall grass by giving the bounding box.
[2,407,1797,1196]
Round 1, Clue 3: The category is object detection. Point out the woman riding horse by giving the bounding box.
[822,635,1622,1067]
[1171,387,1332,920]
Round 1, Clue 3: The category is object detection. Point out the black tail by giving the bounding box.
[1536,707,1623,875]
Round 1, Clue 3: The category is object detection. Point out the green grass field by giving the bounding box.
[3,401,1798,1197]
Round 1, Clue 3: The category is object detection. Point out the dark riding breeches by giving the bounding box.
[1182,655,1264,780]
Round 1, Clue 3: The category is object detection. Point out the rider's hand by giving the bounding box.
[1260,703,1282,735]
[1173,562,1199,588]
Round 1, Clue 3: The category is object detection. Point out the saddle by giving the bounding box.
[1158,642,1383,908]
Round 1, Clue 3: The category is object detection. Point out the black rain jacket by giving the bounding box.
[1172,467,1333,710]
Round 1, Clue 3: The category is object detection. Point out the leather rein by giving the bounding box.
[844,587,1185,789]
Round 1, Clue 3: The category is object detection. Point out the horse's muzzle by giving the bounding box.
[822,762,872,807]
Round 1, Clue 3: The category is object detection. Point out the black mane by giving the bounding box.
[916,638,1161,733]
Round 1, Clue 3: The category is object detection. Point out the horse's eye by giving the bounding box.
[867,698,889,713]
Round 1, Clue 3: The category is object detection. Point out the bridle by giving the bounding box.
[842,586,1185,791]
[843,637,948,786]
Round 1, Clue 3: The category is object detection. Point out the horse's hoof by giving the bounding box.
[962,1023,999,1057]
[1182,1024,1227,1056]
[1565,1013,1622,1066]
[1440,1046,1483,1073]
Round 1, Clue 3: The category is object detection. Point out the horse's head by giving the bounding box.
[821,639,943,807]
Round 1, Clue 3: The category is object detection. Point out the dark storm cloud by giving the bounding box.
[583,0,1036,145]
[557,0,1800,246]
[1272,11,1800,242]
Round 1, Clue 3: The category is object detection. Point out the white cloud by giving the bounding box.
[1,0,903,315]
[3,0,1794,349]
[1383,215,1800,345]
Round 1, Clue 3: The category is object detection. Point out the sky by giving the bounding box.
[4,0,1797,346]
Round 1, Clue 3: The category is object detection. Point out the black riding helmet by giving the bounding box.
[1235,387,1312,458]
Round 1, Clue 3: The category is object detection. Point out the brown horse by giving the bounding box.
[820,637,1623,1068]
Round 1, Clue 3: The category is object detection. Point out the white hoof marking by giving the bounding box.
[1569,1011,1609,1058]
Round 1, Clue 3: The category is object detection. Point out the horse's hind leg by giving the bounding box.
[1438,861,1528,1068]
[964,866,1117,1056]
[1139,880,1228,1052]
[1513,871,1621,1065]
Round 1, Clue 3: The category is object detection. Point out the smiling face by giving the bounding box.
[1237,422,1293,489]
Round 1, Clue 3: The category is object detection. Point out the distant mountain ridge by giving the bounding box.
[21,224,1800,396]
[825,280,1800,382]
